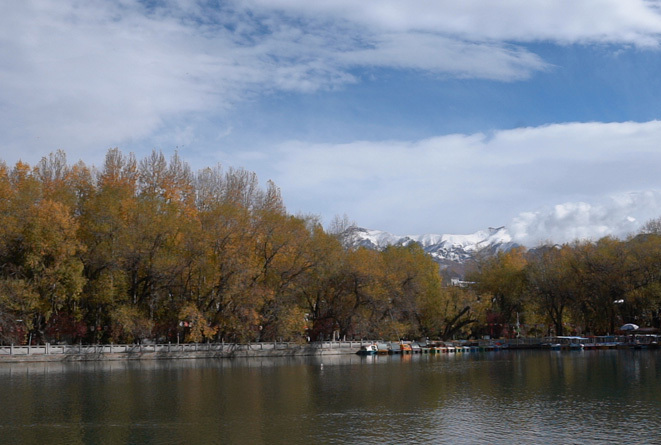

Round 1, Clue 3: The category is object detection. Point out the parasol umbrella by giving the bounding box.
[620,323,639,331]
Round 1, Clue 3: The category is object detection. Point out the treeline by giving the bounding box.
[3,149,658,345]
[0,149,479,345]
[468,227,661,337]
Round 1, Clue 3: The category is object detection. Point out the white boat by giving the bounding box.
[356,344,378,355]
[545,336,585,350]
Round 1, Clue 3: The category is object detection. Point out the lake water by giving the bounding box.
[0,350,660,444]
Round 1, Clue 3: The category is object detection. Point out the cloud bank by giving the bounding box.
[267,121,661,244]
[3,0,661,162]
[510,192,661,246]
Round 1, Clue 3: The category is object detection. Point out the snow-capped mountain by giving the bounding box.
[343,226,518,265]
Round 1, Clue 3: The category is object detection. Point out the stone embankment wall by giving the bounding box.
[0,341,364,363]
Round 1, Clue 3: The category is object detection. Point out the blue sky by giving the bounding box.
[4,0,661,244]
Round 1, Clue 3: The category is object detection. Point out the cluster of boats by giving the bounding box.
[543,335,661,351]
[357,341,507,355]
[357,334,661,355]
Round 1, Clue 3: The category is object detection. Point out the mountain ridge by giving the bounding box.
[342,226,520,276]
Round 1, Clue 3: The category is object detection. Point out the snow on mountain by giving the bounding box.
[344,226,518,264]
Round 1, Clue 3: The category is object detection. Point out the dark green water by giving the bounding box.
[0,350,660,444]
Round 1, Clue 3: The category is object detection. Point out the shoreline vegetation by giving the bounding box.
[1,149,661,348]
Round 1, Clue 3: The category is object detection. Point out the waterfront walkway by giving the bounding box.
[0,341,369,362]
[0,336,643,363]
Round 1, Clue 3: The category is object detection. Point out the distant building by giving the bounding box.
[450,278,474,288]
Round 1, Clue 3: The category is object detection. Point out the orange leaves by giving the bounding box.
[0,148,483,343]
[99,148,138,192]
[178,303,218,343]
[110,305,154,344]
[33,200,80,251]
[471,247,528,320]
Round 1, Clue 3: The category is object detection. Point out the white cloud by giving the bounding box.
[0,1,354,163]
[267,121,661,240]
[510,192,661,246]
[337,33,546,81]
[0,1,240,162]
[245,0,661,46]
[2,0,661,165]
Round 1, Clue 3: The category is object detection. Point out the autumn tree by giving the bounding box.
[0,163,86,343]
[525,245,577,336]
[616,232,661,329]
[419,285,483,340]
[570,238,633,335]
[295,225,354,340]
[469,247,528,337]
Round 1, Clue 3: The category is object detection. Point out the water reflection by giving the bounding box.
[0,351,660,444]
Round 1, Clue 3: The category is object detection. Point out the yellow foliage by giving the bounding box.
[110,306,153,343]
[274,306,308,342]
[179,303,218,343]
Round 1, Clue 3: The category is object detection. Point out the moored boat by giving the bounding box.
[356,344,378,355]
[376,342,390,355]
[431,343,444,353]
[544,336,586,350]
[388,342,402,354]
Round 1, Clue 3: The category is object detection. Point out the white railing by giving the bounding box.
[0,340,372,356]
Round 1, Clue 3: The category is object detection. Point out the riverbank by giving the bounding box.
[0,341,363,363]
[1,336,650,363]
